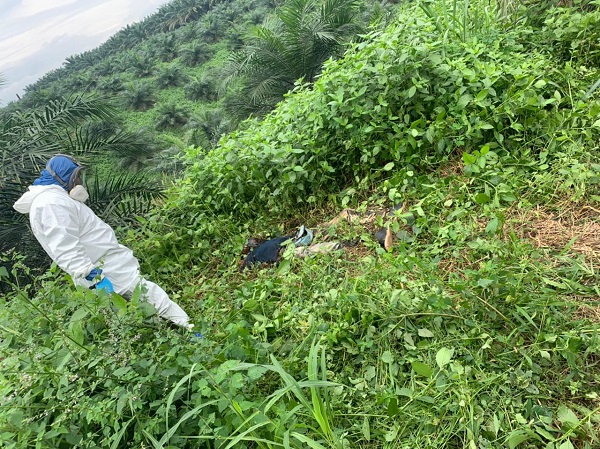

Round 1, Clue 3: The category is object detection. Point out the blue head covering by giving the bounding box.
[33,155,82,191]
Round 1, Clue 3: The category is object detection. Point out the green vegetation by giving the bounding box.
[2,0,600,448]
[0,0,383,269]
[221,0,366,116]
[2,0,381,166]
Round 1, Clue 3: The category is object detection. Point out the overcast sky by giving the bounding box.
[0,0,168,104]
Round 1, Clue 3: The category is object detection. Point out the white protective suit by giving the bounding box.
[13,185,191,329]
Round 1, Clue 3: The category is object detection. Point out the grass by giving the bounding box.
[2,1,600,446]
[180,190,600,447]
[3,132,600,448]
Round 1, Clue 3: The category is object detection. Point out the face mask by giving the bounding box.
[69,185,89,203]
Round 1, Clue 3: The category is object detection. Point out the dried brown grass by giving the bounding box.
[510,204,600,258]
[438,158,465,178]
[574,301,600,324]
[510,203,600,323]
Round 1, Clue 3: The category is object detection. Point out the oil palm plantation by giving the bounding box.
[222,0,364,116]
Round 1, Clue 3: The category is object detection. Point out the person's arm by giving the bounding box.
[30,202,95,281]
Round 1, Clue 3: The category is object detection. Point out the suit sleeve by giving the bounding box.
[30,202,95,280]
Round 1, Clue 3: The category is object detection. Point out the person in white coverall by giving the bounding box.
[13,154,192,330]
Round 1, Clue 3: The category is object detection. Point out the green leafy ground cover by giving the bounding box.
[2,1,600,447]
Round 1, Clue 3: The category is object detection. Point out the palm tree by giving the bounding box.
[178,43,212,67]
[156,34,179,62]
[155,103,190,130]
[65,70,98,91]
[94,59,114,77]
[122,82,157,110]
[97,76,124,95]
[121,22,149,47]
[222,0,364,116]
[20,85,66,108]
[127,52,156,78]
[63,50,99,73]
[161,0,214,32]
[113,127,162,171]
[197,12,225,43]
[176,21,201,42]
[156,65,186,89]
[194,108,232,147]
[1,95,117,181]
[85,171,165,227]
[184,75,216,101]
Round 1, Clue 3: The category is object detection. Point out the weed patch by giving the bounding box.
[3,0,600,447]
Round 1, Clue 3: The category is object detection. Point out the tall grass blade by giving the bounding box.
[142,430,162,449]
[158,399,220,446]
[221,419,276,449]
[110,417,135,449]
[164,363,199,437]
[290,432,329,449]
[583,78,600,100]
[308,343,334,443]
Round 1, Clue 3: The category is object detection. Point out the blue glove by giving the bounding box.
[189,332,204,343]
[95,277,114,294]
[85,267,102,281]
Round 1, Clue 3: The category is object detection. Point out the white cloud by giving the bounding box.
[10,0,79,19]
[0,0,167,104]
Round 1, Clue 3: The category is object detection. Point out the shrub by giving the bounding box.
[172,7,571,221]
[542,1,600,67]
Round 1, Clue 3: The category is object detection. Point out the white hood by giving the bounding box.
[13,185,65,214]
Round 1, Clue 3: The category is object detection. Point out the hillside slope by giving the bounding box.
[1,1,600,448]
[2,0,389,170]
[1,0,270,163]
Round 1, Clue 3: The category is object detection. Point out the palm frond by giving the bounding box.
[0,94,121,180]
[222,0,363,114]
[0,181,31,248]
[86,171,166,227]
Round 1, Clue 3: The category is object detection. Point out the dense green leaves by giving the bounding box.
[3,1,600,448]
[3,213,600,447]
[170,3,589,230]
[542,1,600,67]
